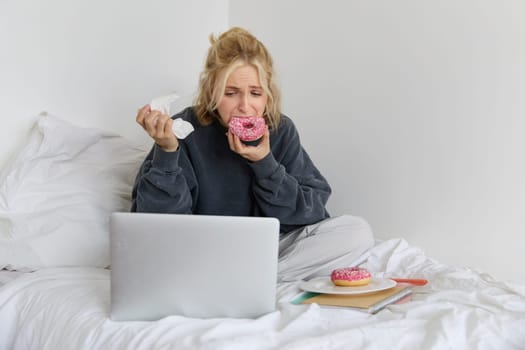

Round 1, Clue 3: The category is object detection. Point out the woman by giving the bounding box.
[131,27,374,281]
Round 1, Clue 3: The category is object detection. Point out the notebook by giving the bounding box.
[109,212,280,321]
[292,285,413,314]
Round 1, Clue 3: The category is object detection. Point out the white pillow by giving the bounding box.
[0,113,148,270]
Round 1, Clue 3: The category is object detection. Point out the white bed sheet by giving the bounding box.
[0,270,24,289]
[1,238,524,350]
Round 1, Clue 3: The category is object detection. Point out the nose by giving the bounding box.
[238,94,249,112]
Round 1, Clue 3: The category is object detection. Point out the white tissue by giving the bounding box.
[171,118,194,139]
[150,93,180,115]
[149,93,194,139]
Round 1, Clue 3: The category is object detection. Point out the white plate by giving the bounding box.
[298,277,396,295]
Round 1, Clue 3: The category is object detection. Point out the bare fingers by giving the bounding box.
[227,129,270,162]
[136,105,178,151]
[136,104,151,127]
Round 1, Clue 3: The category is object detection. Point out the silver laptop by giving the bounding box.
[109,212,279,321]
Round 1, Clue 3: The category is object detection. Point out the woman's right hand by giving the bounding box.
[136,105,179,152]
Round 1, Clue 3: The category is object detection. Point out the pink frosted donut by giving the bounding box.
[331,267,372,286]
[228,116,266,141]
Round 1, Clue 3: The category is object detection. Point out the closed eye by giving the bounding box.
[224,89,238,96]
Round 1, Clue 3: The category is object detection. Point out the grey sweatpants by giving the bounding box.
[278,215,375,282]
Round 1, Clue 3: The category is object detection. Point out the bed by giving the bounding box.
[1,114,525,350]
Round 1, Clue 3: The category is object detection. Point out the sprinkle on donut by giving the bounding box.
[228,116,266,141]
[331,267,372,287]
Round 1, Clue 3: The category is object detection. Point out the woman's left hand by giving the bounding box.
[227,128,270,162]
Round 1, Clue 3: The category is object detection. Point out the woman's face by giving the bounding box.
[216,64,268,126]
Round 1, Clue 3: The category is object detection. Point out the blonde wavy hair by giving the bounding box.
[194,27,282,129]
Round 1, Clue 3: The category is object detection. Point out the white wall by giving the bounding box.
[0,0,228,164]
[230,0,525,282]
